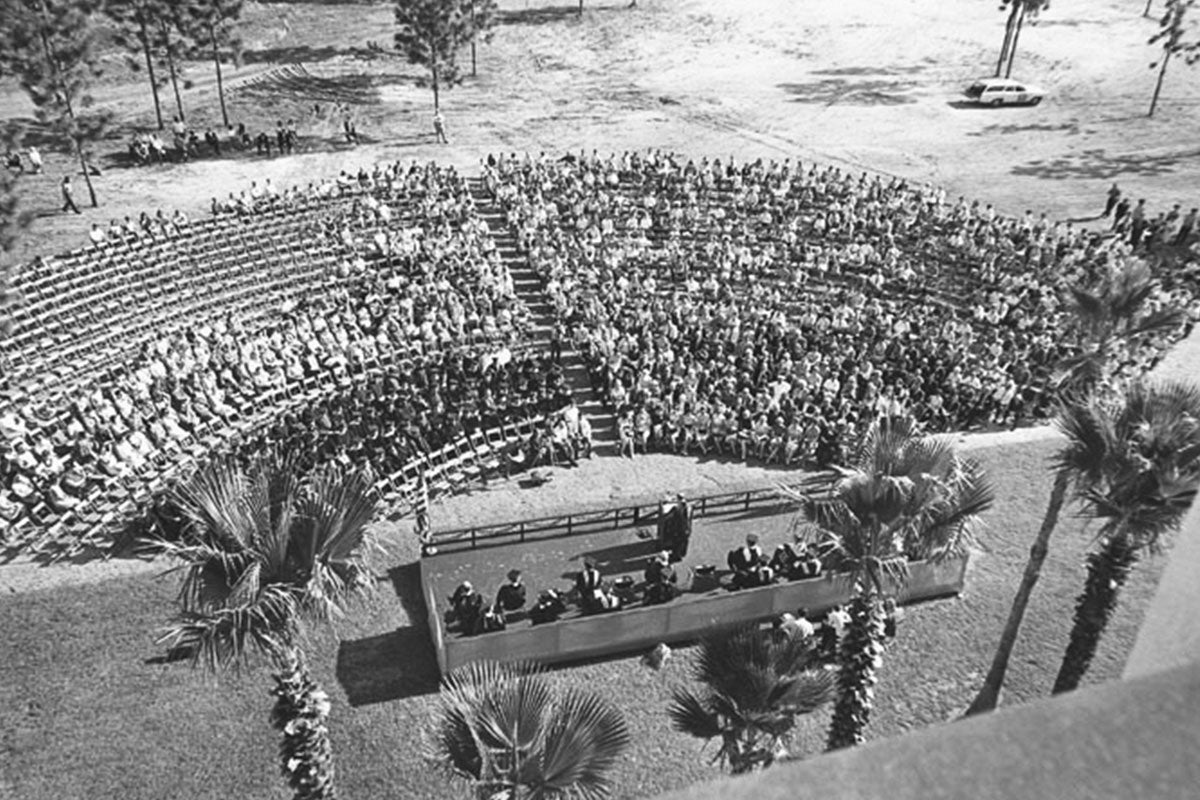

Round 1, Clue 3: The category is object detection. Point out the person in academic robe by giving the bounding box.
[495,569,528,619]
[575,558,606,613]
[727,533,772,590]
[643,551,679,605]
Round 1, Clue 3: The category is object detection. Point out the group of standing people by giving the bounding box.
[1103,183,1197,250]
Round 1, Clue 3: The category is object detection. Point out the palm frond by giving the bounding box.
[170,455,257,551]
[668,688,724,740]
[773,668,837,713]
[1055,400,1114,489]
[155,583,298,672]
[534,687,630,800]
[1122,306,1185,342]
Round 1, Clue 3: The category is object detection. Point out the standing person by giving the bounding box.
[1112,196,1131,231]
[1130,199,1148,248]
[1174,207,1197,246]
[433,110,449,144]
[60,175,81,214]
[1103,183,1120,217]
[27,146,43,173]
[550,321,565,364]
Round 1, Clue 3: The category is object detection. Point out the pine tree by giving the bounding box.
[104,0,169,129]
[994,1,1050,79]
[394,0,475,111]
[0,129,33,336]
[0,0,106,207]
[179,0,244,128]
[1148,0,1200,117]
[464,0,497,77]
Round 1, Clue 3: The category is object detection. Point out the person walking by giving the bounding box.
[1103,183,1120,217]
[60,175,81,214]
[433,110,449,144]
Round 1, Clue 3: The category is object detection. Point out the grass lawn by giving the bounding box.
[0,435,1167,800]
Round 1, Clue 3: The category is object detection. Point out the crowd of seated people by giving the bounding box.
[0,160,544,553]
[482,150,1200,466]
[129,119,300,165]
[0,317,563,539]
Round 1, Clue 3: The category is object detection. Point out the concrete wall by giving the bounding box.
[1124,497,1200,680]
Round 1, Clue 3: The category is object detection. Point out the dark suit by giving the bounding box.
[644,560,678,605]
[771,543,802,579]
[727,545,764,573]
[576,567,604,612]
[496,582,527,612]
[728,545,766,590]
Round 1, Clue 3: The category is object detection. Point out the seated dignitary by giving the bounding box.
[643,550,679,605]
[447,581,485,635]
[529,588,568,625]
[495,569,528,618]
[727,533,774,590]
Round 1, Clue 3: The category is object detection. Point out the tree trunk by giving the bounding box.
[211,24,229,128]
[826,591,886,751]
[162,24,185,123]
[1052,536,1139,695]
[34,0,97,206]
[1004,6,1026,79]
[579,0,583,15]
[1144,0,1153,18]
[270,647,337,800]
[75,137,98,207]
[470,3,477,77]
[139,14,163,130]
[432,62,440,111]
[1149,49,1171,118]
[996,2,1020,78]
[965,468,1070,716]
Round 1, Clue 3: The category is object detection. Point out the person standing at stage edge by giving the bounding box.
[661,493,693,562]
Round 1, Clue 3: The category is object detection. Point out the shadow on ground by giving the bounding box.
[499,2,634,27]
[967,121,1082,137]
[335,562,440,705]
[778,79,917,106]
[242,45,389,65]
[1011,147,1200,180]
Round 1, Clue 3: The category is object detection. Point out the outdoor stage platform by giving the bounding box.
[418,476,969,675]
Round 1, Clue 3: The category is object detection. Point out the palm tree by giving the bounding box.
[668,625,835,774]
[784,415,994,750]
[271,647,337,800]
[1056,258,1185,397]
[965,261,1185,715]
[1051,379,1200,694]
[431,660,630,799]
[153,450,380,800]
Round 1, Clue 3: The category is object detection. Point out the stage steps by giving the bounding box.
[468,179,617,450]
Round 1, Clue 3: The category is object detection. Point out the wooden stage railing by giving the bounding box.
[426,471,834,554]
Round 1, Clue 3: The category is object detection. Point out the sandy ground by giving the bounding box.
[6,0,1200,261]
